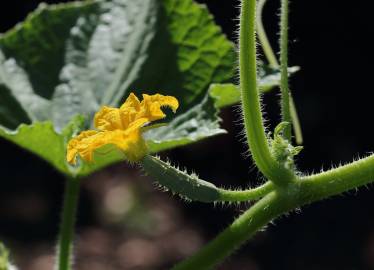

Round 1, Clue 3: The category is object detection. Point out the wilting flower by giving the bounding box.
[67,93,179,165]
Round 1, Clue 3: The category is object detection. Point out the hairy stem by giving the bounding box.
[300,154,374,201]
[172,1,374,268]
[219,181,274,202]
[172,153,374,269]
[56,177,80,270]
[239,0,294,184]
[257,0,279,68]
[257,0,303,144]
[239,0,294,185]
[280,0,292,140]
[289,95,303,144]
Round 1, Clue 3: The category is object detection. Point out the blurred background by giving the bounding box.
[1,0,373,269]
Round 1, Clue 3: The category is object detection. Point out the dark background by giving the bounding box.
[1,0,373,269]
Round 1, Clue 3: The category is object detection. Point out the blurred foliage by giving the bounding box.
[0,243,9,270]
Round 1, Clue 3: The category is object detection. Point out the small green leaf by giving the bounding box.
[142,155,221,202]
[270,122,303,170]
[208,65,300,109]
[209,83,240,109]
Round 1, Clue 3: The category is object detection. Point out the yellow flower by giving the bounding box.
[67,93,179,165]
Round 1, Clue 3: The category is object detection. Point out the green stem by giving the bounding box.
[257,0,279,69]
[289,95,303,144]
[240,0,294,184]
[300,154,374,202]
[257,0,303,145]
[172,191,297,270]
[172,153,374,270]
[171,0,373,268]
[219,181,274,202]
[280,0,292,140]
[57,177,80,270]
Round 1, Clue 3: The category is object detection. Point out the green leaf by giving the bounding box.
[208,65,300,108]
[0,83,30,130]
[0,115,127,177]
[0,0,235,176]
[129,0,235,109]
[0,0,234,129]
[0,122,70,174]
[0,2,98,100]
[0,51,51,123]
[142,155,221,202]
[209,83,240,109]
[0,0,160,130]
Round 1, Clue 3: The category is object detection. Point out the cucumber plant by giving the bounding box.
[0,0,372,269]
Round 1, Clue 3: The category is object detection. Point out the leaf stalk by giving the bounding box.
[257,0,303,144]
[280,0,292,140]
[219,181,275,202]
[56,177,80,270]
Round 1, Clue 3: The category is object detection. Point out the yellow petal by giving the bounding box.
[119,93,179,127]
[140,93,179,122]
[125,118,150,134]
[106,129,148,162]
[142,93,179,112]
[66,130,99,165]
[67,92,178,165]
[66,129,148,164]
[94,106,123,131]
[120,92,141,111]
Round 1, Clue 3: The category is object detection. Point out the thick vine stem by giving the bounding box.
[300,154,374,201]
[56,177,80,270]
[172,154,374,269]
[239,0,294,184]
